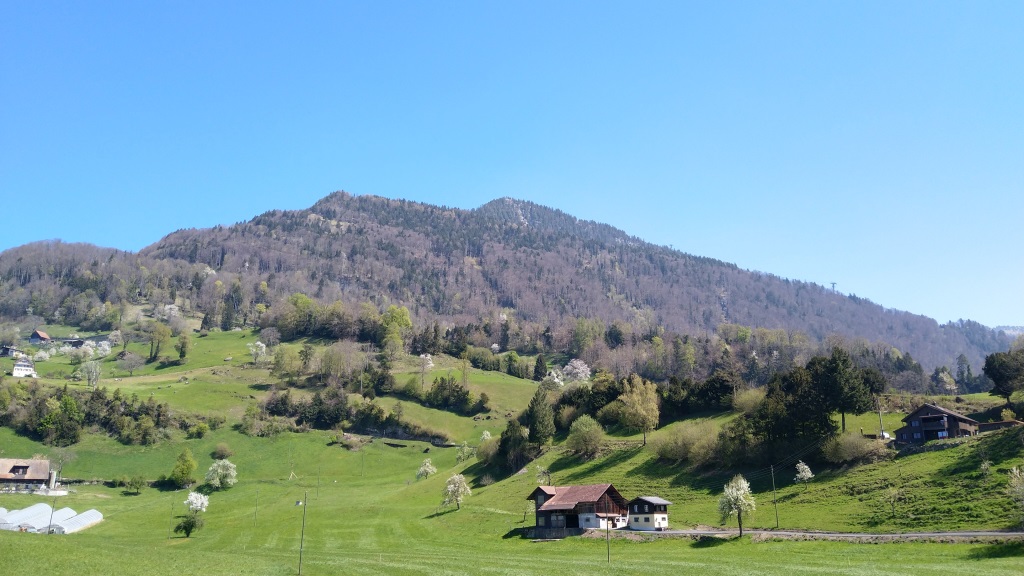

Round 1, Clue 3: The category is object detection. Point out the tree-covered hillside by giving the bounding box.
[0,192,1012,375]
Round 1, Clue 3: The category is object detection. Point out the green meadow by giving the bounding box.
[3,329,1024,574]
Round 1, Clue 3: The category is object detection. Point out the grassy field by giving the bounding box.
[4,427,1024,576]
[4,328,1024,574]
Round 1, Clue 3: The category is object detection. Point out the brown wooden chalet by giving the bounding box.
[528,484,628,537]
[894,404,978,443]
[29,329,51,344]
[0,458,53,488]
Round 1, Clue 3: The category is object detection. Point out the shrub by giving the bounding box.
[653,420,719,467]
[732,387,765,415]
[824,433,892,464]
[476,437,500,466]
[212,443,233,460]
[565,415,604,459]
[187,422,210,439]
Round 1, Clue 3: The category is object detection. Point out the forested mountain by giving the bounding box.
[0,192,1011,376]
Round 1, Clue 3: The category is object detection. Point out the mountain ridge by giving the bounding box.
[0,191,1012,374]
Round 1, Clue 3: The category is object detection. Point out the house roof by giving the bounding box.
[630,496,672,506]
[0,458,50,481]
[31,330,50,340]
[530,484,626,512]
[901,403,978,425]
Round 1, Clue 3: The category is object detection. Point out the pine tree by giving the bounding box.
[526,387,555,445]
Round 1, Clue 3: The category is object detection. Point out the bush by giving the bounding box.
[557,405,579,430]
[187,422,210,439]
[732,387,765,415]
[476,437,500,466]
[212,443,233,460]
[653,420,719,467]
[565,415,604,460]
[824,433,892,464]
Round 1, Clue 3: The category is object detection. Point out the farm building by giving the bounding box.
[12,358,38,378]
[0,458,54,488]
[627,496,672,531]
[49,509,103,534]
[28,329,51,344]
[894,404,979,443]
[528,484,629,536]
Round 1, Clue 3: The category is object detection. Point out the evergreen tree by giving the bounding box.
[526,387,555,445]
[533,354,547,382]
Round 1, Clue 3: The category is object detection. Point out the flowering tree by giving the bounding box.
[456,442,476,464]
[419,353,434,390]
[718,474,756,536]
[563,359,591,382]
[417,458,437,480]
[442,474,471,510]
[81,361,101,388]
[1009,466,1024,526]
[175,491,208,538]
[479,430,492,443]
[248,341,268,365]
[205,459,238,490]
[794,461,814,490]
[185,491,209,512]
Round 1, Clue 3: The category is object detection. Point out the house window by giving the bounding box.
[538,517,545,527]
[633,517,639,523]
[536,494,544,506]
[911,420,920,427]
[11,466,29,475]
[900,433,907,440]
[913,432,922,439]
[644,504,649,512]
[644,517,650,523]
[937,431,948,438]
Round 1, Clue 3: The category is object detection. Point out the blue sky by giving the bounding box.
[2,2,1022,328]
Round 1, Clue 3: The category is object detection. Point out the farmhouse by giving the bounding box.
[0,345,24,357]
[528,484,629,534]
[12,358,38,378]
[28,329,51,344]
[894,404,978,443]
[627,496,672,531]
[0,458,55,489]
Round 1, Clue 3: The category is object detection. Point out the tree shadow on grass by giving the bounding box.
[562,446,643,483]
[424,508,457,520]
[249,383,273,391]
[691,535,732,548]
[966,542,1024,560]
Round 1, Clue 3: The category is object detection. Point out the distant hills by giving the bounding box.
[0,192,1013,372]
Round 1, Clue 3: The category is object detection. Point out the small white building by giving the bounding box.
[12,358,37,378]
[627,496,672,531]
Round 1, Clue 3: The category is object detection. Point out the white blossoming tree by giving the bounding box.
[247,341,268,365]
[563,359,591,382]
[417,458,437,480]
[175,491,209,538]
[794,461,814,490]
[718,474,756,536]
[81,360,101,388]
[1009,466,1024,526]
[419,353,434,390]
[442,474,471,510]
[205,459,238,490]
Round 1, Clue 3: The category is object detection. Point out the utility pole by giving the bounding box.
[876,395,886,438]
[298,491,308,576]
[771,465,779,529]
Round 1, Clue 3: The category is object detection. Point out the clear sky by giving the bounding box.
[2,2,1022,328]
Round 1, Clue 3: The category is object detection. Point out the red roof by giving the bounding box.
[532,484,624,512]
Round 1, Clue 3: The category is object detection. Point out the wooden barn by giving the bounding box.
[528,483,628,537]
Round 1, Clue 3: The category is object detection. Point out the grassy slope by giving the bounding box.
[3,328,1024,574]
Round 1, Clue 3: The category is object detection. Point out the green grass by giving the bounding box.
[4,328,1024,574]
[4,427,1024,576]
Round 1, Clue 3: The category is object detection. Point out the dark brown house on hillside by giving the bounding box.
[528,484,628,536]
[894,404,978,443]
